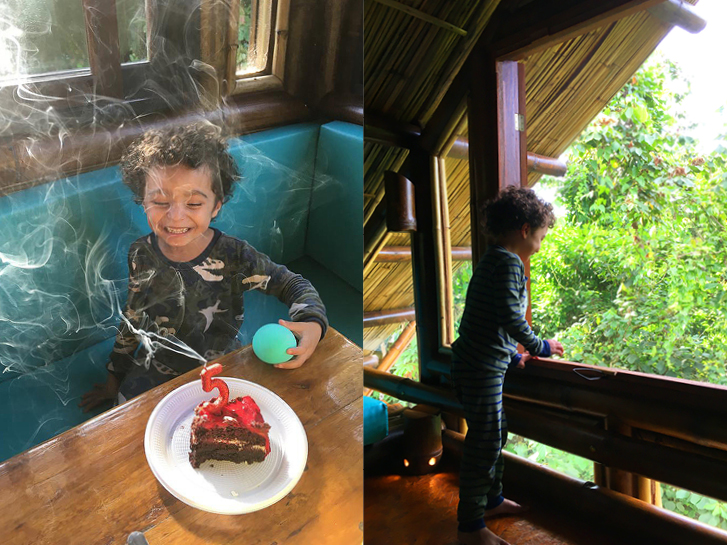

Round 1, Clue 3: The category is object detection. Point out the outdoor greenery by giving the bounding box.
[531,56,727,385]
[237,0,253,72]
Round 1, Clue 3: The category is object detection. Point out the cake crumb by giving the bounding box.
[231,490,239,497]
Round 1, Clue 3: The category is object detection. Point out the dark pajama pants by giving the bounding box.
[451,356,508,527]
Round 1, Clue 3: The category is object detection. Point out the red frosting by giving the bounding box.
[196,395,271,454]
[198,363,270,455]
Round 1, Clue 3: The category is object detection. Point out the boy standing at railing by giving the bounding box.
[451,186,564,545]
[81,122,327,411]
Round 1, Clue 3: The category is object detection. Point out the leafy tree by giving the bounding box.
[532,56,727,384]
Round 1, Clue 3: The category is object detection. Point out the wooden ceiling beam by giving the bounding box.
[365,115,566,176]
[647,0,706,34]
[494,0,666,61]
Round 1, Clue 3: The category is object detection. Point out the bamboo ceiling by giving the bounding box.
[364,0,698,351]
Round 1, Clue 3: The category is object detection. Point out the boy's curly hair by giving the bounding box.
[481,185,555,236]
[120,122,240,205]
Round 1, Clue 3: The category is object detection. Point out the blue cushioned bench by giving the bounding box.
[0,121,362,462]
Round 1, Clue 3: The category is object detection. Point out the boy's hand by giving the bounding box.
[79,373,120,413]
[517,353,532,369]
[547,339,564,357]
[275,320,323,369]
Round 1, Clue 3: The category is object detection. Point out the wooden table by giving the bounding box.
[0,329,363,545]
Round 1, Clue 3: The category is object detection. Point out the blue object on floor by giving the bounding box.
[364,396,389,446]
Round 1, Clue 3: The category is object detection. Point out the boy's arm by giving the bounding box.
[240,243,328,338]
[494,258,550,357]
[107,248,148,381]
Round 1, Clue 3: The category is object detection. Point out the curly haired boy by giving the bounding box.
[451,186,564,545]
[81,122,327,410]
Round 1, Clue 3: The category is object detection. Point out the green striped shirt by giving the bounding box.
[452,245,546,372]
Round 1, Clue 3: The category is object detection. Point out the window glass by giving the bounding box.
[117,0,147,63]
[237,0,273,75]
[0,0,89,78]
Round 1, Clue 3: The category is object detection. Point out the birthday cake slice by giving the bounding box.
[189,364,271,468]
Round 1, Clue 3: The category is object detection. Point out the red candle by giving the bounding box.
[200,363,229,413]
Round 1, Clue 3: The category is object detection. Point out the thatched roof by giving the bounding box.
[363,0,699,351]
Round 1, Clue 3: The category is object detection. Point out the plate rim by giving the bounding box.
[144,377,308,515]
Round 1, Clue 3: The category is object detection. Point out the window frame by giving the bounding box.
[0,0,159,138]
[228,0,289,96]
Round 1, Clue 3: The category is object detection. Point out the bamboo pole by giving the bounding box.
[363,307,416,328]
[431,155,447,347]
[438,157,455,345]
[372,0,467,36]
[378,321,417,374]
[375,246,472,262]
[272,0,290,79]
[226,0,241,94]
[363,321,417,396]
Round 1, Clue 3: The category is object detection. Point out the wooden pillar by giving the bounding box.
[468,53,527,260]
[604,417,661,506]
[469,55,531,332]
[82,0,124,99]
[410,146,442,385]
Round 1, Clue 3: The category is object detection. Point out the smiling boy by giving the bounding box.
[451,186,564,545]
[81,123,327,411]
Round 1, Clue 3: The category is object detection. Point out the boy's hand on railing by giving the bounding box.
[547,339,564,357]
[79,372,120,413]
[517,353,532,369]
[274,320,323,369]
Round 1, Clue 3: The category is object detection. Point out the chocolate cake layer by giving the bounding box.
[189,395,272,468]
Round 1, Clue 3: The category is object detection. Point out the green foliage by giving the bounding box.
[504,435,593,481]
[661,485,727,530]
[452,262,473,331]
[237,0,253,71]
[368,327,419,407]
[531,55,727,385]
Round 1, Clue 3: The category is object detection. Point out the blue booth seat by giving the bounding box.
[0,122,362,462]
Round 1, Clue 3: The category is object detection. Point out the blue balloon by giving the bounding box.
[252,323,297,364]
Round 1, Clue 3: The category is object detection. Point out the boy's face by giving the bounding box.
[143,165,222,257]
[518,223,549,261]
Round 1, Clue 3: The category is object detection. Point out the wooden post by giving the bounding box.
[467,47,498,264]
[497,61,527,189]
[384,171,417,232]
[409,146,445,384]
[82,0,124,99]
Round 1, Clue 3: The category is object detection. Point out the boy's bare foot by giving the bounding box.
[457,527,511,545]
[484,498,527,518]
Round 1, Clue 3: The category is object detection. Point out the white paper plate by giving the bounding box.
[144,377,308,515]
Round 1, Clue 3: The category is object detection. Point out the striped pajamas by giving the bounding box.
[451,245,550,529]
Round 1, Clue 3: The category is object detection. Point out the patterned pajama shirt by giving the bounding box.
[107,228,327,401]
